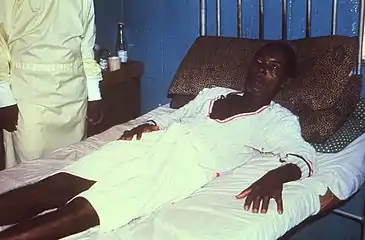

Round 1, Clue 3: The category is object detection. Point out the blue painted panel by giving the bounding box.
[94,0,122,52]
[206,0,218,36]
[337,0,359,36]
[311,0,332,37]
[242,0,259,38]
[263,0,282,39]
[221,0,238,37]
[124,0,164,112]
[162,0,199,107]
[287,0,306,39]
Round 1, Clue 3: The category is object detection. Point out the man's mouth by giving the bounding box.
[249,81,263,90]
[246,84,262,95]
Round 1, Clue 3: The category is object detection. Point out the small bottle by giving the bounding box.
[116,22,128,63]
[94,44,111,72]
[99,58,108,72]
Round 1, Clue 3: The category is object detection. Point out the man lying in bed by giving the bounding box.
[0,42,316,240]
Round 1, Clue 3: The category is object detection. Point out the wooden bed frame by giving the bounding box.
[198,0,365,239]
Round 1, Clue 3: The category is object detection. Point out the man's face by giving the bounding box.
[245,47,288,98]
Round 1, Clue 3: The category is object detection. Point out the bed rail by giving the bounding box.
[199,0,365,74]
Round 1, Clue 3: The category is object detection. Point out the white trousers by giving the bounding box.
[4,99,87,168]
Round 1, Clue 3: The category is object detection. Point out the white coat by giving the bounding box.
[0,0,102,167]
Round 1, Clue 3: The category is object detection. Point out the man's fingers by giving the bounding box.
[261,196,270,214]
[136,132,143,140]
[274,194,284,214]
[243,192,254,211]
[151,125,160,131]
[252,196,262,214]
[119,135,132,140]
[235,188,252,199]
[145,126,160,133]
[119,131,129,140]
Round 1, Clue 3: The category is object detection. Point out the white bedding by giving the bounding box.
[0,104,364,240]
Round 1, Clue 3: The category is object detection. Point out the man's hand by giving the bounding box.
[87,100,103,126]
[0,105,19,132]
[119,123,160,140]
[236,170,284,214]
[235,164,301,214]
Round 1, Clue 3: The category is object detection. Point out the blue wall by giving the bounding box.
[94,0,123,52]
[123,0,199,112]
[123,0,363,113]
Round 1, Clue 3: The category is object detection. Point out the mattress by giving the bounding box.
[0,105,364,240]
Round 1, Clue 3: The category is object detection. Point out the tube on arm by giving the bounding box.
[270,112,316,180]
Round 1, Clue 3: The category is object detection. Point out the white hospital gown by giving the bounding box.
[61,87,316,232]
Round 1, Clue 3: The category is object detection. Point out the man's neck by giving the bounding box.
[226,94,270,115]
[243,93,271,110]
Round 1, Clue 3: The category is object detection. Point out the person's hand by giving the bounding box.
[235,170,284,214]
[87,100,103,126]
[119,123,160,140]
[0,105,19,132]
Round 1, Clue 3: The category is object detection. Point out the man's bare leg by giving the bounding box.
[0,172,95,226]
[0,197,100,240]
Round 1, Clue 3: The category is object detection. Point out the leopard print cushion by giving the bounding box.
[278,75,361,142]
[278,36,358,110]
[311,98,365,153]
[167,36,270,97]
[169,36,358,111]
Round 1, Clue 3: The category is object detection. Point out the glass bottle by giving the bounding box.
[116,22,128,63]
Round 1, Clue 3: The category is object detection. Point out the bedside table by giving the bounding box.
[87,61,144,137]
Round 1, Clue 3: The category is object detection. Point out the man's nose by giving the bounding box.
[259,66,266,73]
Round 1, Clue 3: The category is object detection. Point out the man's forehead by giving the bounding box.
[255,48,286,60]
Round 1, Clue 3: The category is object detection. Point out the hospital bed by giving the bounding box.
[0,105,364,240]
[1,0,365,239]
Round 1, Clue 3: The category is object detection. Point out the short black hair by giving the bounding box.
[261,42,297,78]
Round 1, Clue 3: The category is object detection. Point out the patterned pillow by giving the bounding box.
[353,96,365,120]
[278,36,358,111]
[168,36,358,111]
[168,36,270,98]
[276,75,362,143]
[311,98,365,153]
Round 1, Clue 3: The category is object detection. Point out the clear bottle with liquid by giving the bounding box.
[116,22,128,63]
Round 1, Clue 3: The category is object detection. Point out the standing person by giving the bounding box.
[0,0,103,168]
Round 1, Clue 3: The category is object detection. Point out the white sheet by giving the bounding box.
[0,104,364,240]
